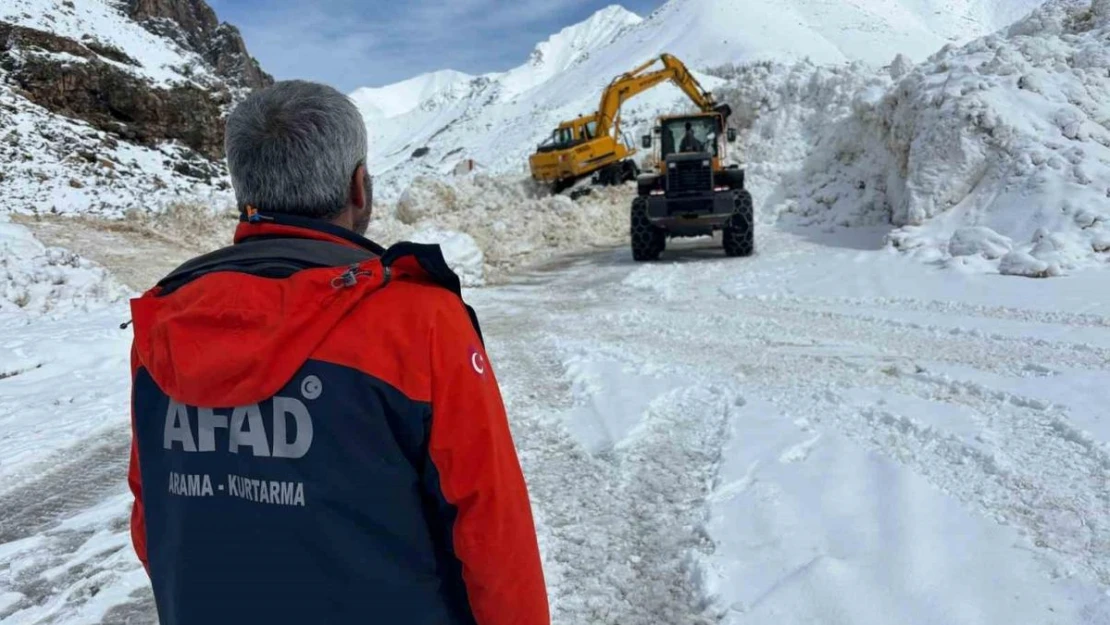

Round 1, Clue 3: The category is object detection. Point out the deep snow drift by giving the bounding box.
[721,0,1110,276]
[0,216,127,315]
[369,175,633,285]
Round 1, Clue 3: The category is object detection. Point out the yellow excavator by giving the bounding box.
[528,53,730,193]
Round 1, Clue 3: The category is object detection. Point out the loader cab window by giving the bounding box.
[583,120,599,140]
[660,117,720,158]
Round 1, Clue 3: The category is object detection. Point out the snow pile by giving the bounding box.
[713,59,895,224]
[948,226,1015,259]
[727,0,1110,276]
[407,227,486,288]
[879,0,1110,275]
[0,216,128,315]
[0,85,232,216]
[371,175,632,283]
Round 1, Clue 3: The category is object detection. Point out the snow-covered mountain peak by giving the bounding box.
[350,69,476,120]
[351,5,642,121]
[526,5,641,70]
[504,5,641,99]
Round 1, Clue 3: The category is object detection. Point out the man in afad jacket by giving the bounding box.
[126,79,549,625]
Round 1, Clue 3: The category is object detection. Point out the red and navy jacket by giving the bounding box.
[126,214,549,625]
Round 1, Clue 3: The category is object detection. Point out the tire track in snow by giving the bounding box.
[724,293,1110,329]
[0,427,148,623]
[483,303,732,624]
[617,385,736,625]
[540,258,1110,592]
[787,363,1110,587]
[0,498,147,623]
[0,431,130,545]
[581,302,1110,589]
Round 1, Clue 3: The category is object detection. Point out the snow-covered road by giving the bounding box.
[2,226,1110,624]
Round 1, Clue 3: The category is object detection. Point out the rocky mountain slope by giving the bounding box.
[0,0,270,215]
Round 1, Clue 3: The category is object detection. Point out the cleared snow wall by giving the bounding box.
[720,0,1110,276]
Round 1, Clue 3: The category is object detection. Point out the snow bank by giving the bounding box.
[713,59,894,225]
[948,226,1014,259]
[371,175,632,283]
[0,216,128,315]
[723,0,1110,276]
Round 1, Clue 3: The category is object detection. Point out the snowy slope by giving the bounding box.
[1,0,220,88]
[0,0,264,216]
[350,70,476,120]
[356,0,1048,197]
[0,85,233,216]
[616,0,1049,67]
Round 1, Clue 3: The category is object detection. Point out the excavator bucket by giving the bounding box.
[714,103,732,121]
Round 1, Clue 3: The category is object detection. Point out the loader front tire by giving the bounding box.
[631,197,665,261]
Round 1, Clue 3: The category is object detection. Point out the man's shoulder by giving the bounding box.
[358,275,477,334]
[376,240,483,341]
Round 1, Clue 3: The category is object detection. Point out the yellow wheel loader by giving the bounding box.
[527,53,725,194]
[631,105,754,261]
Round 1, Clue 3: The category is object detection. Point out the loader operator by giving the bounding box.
[125,80,549,625]
[680,121,703,152]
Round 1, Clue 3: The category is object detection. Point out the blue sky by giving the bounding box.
[208,0,665,93]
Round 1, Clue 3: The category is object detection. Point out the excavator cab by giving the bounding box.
[529,53,722,194]
[528,112,636,192]
[536,126,577,153]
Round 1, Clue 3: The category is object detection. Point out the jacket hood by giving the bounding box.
[129,218,467,408]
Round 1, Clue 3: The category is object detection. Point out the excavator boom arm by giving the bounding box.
[595,53,718,135]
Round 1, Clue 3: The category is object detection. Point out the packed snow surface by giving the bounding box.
[3,225,1109,624]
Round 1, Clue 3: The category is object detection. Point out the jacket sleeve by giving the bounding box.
[127,343,149,574]
[425,299,549,625]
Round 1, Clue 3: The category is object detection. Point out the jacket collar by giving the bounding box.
[234,210,387,256]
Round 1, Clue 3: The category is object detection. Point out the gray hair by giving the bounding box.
[224,80,368,219]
